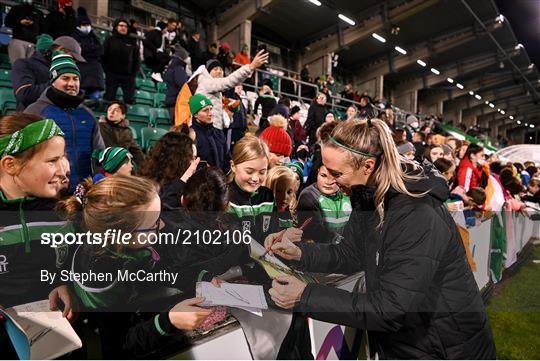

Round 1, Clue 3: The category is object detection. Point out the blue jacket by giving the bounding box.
[191,118,229,172]
[25,87,105,189]
[163,57,188,107]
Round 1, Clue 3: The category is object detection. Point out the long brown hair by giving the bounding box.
[325,119,424,226]
[137,132,194,186]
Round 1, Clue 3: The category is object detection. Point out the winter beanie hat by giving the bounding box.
[77,7,91,26]
[406,115,419,126]
[287,161,304,181]
[206,59,223,73]
[260,125,292,157]
[49,51,80,82]
[397,141,415,155]
[36,34,54,52]
[189,93,212,115]
[92,147,133,174]
[290,105,301,117]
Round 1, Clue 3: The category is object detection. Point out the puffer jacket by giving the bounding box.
[99,118,145,167]
[25,87,105,188]
[294,163,496,359]
[195,64,252,129]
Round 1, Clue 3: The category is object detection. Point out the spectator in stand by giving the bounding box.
[381,107,395,129]
[392,129,407,143]
[128,19,145,61]
[434,158,457,187]
[270,96,291,119]
[304,93,328,146]
[163,44,190,119]
[189,94,229,171]
[200,43,219,66]
[396,141,416,161]
[102,19,140,105]
[25,51,104,188]
[4,0,45,63]
[164,18,179,50]
[12,35,85,111]
[326,76,338,95]
[525,165,538,181]
[404,115,419,141]
[288,105,307,149]
[281,72,296,98]
[424,144,444,164]
[324,111,335,124]
[44,0,76,39]
[339,83,354,106]
[253,79,277,134]
[412,131,426,163]
[426,132,436,146]
[196,50,268,130]
[514,162,530,186]
[173,65,205,126]
[441,144,454,161]
[186,31,203,69]
[234,44,251,66]
[217,42,234,75]
[523,178,540,205]
[143,21,168,83]
[98,100,145,168]
[300,65,310,82]
[259,115,293,168]
[345,105,357,121]
[226,85,248,148]
[456,144,485,192]
[72,7,104,100]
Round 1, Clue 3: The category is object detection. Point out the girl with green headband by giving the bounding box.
[0,113,76,357]
[265,118,496,359]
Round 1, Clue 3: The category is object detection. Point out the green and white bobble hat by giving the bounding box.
[49,50,80,82]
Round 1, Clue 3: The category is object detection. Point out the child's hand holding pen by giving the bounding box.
[262,218,312,260]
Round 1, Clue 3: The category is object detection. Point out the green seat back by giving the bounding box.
[141,127,168,151]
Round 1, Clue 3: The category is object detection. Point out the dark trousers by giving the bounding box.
[145,53,170,74]
[104,73,136,104]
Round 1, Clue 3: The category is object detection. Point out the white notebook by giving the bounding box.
[196,282,268,314]
[0,300,82,360]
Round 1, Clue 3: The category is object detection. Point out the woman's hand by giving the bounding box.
[211,276,224,288]
[48,285,77,322]
[168,297,213,330]
[180,157,201,183]
[264,232,302,261]
[249,50,269,71]
[269,276,306,309]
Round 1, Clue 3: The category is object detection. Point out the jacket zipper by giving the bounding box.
[19,200,31,253]
[68,111,80,182]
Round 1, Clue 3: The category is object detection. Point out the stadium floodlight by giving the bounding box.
[495,14,504,24]
[530,124,535,129]
[469,91,474,96]
[339,14,356,26]
[308,0,322,6]
[447,78,454,83]
[475,94,482,100]
[417,59,427,67]
[395,46,407,55]
[371,32,386,43]
[517,120,521,124]
[500,110,505,115]
[456,83,464,89]
[430,68,440,75]
[509,115,514,120]
[489,103,495,108]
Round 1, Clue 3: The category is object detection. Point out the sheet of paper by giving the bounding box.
[249,238,290,269]
[196,282,268,311]
[3,300,82,360]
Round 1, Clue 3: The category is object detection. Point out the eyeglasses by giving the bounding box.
[134,216,162,234]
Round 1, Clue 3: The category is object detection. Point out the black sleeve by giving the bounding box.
[4,6,18,28]
[304,106,315,134]
[159,179,185,210]
[297,190,333,243]
[12,60,48,110]
[296,208,447,332]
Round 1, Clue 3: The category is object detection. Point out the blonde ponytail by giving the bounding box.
[327,119,424,227]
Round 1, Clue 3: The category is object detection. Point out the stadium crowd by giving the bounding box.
[0,1,539,360]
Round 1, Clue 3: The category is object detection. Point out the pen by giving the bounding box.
[225,289,250,304]
[261,217,313,259]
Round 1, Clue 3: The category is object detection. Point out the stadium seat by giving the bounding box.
[152,107,171,126]
[128,125,138,140]
[0,88,16,115]
[134,90,153,106]
[154,93,166,108]
[0,69,11,87]
[136,77,156,92]
[0,53,10,70]
[127,104,152,123]
[141,127,167,151]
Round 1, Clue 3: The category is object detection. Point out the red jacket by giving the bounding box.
[457,157,483,191]
[288,117,307,146]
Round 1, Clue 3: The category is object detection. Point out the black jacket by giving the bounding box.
[72,29,105,90]
[102,28,139,76]
[143,29,163,60]
[294,163,496,359]
[254,94,277,132]
[191,119,229,172]
[163,57,188,106]
[44,7,76,39]
[186,37,203,69]
[4,3,44,43]
[11,50,50,110]
[304,103,327,146]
